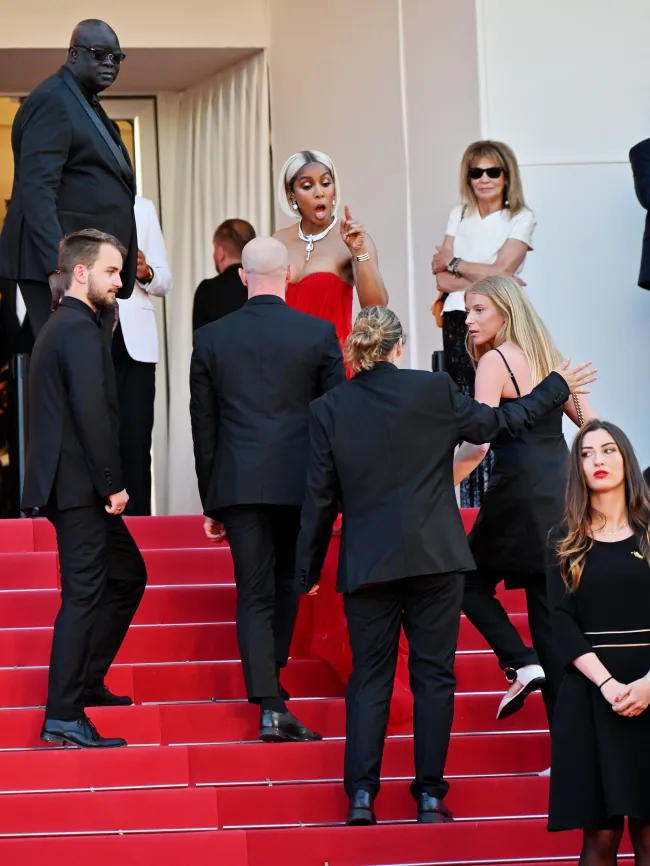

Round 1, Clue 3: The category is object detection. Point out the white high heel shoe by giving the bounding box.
[496,664,546,720]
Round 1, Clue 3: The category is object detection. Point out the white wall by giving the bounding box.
[269,0,412,360]
[477,0,650,466]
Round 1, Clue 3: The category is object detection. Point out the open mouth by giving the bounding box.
[314,204,328,220]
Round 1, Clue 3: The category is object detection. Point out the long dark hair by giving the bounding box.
[556,419,650,591]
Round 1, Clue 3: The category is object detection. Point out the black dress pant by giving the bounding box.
[462,571,564,725]
[46,501,147,720]
[220,505,301,703]
[112,322,156,516]
[17,279,51,339]
[343,571,464,801]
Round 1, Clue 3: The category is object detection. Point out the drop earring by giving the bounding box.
[292,201,299,211]
[332,198,336,206]
[503,185,509,207]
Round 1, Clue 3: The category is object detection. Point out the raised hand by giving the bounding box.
[340,204,366,254]
[553,359,598,395]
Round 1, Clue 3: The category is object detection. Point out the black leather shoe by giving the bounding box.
[84,685,133,707]
[417,794,453,824]
[346,790,377,826]
[258,709,322,743]
[41,716,127,748]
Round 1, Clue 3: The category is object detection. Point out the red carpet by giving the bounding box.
[0,510,632,865]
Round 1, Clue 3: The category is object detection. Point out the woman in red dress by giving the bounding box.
[275,151,413,729]
[274,150,387,373]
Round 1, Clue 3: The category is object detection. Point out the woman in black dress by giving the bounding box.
[547,420,650,865]
[454,274,597,725]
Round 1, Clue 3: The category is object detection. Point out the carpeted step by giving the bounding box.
[0,552,59,589]
[0,787,218,836]
[0,654,517,708]
[0,831,247,866]
[188,732,550,786]
[242,819,587,865]
[215,775,549,828]
[0,745,190,794]
[0,693,546,749]
[0,616,532,669]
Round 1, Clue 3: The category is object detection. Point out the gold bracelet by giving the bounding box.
[356,252,370,262]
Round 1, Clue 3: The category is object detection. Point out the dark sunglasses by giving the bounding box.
[468,166,505,180]
[72,45,127,64]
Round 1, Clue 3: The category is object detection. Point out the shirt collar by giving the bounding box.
[59,296,103,326]
[245,295,286,306]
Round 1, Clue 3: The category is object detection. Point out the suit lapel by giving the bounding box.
[62,70,134,187]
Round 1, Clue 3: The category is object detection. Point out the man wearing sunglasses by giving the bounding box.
[0,19,137,345]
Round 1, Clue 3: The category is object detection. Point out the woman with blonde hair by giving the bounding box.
[455,274,598,727]
[432,140,536,507]
[275,150,387,375]
[547,420,650,863]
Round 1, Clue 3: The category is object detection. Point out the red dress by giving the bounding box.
[287,272,413,732]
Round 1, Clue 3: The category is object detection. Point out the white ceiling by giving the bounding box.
[0,47,261,95]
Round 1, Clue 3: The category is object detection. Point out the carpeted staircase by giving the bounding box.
[0,512,631,865]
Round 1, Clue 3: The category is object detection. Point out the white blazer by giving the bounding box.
[117,196,172,363]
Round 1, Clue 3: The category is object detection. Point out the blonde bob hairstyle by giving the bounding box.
[465,274,563,386]
[459,140,526,216]
[277,149,340,220]
[345,306,404,374]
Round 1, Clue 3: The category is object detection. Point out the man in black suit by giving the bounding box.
[22,229,147,748]
[190,237,345,741]
[296,307,595,825]
[192,218,256,331]
[630,138,650,290]
[0,19,136,342]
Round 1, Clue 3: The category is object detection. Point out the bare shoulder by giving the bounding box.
[273,225,295,242]
[476,348,508,375]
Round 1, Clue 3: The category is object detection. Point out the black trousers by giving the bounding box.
[46,502,147,720]
[17,279,51,339]
[220,505,301,703]
[343,571,464,801]
[112,323,156,516]
[462,571,564,725]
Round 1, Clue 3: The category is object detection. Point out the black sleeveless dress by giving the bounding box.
[468,350,569,588]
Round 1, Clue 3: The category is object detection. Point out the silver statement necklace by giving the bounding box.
[298,216,338,261]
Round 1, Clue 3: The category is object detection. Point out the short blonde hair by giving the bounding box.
[459,140,526,216]
[277,150,340,220]
[465,275,563,385]
[345,307,404,373]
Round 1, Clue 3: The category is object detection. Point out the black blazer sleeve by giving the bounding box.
[192,284,207,333]
[546,527,595,670]
[18,91,71,278]
[62,322,123,497]
[297,401,340,592]
[630,139,650,211]
[450,371,570,444]
[317,324,346,395]
[189,332,219,509]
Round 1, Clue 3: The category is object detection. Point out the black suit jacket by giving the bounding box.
[630,137,650,290]
[190,295,345,515]
[22,297,123,512]
[297,363,570,594]
[0,68,137,295]
[192,264,247,331]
